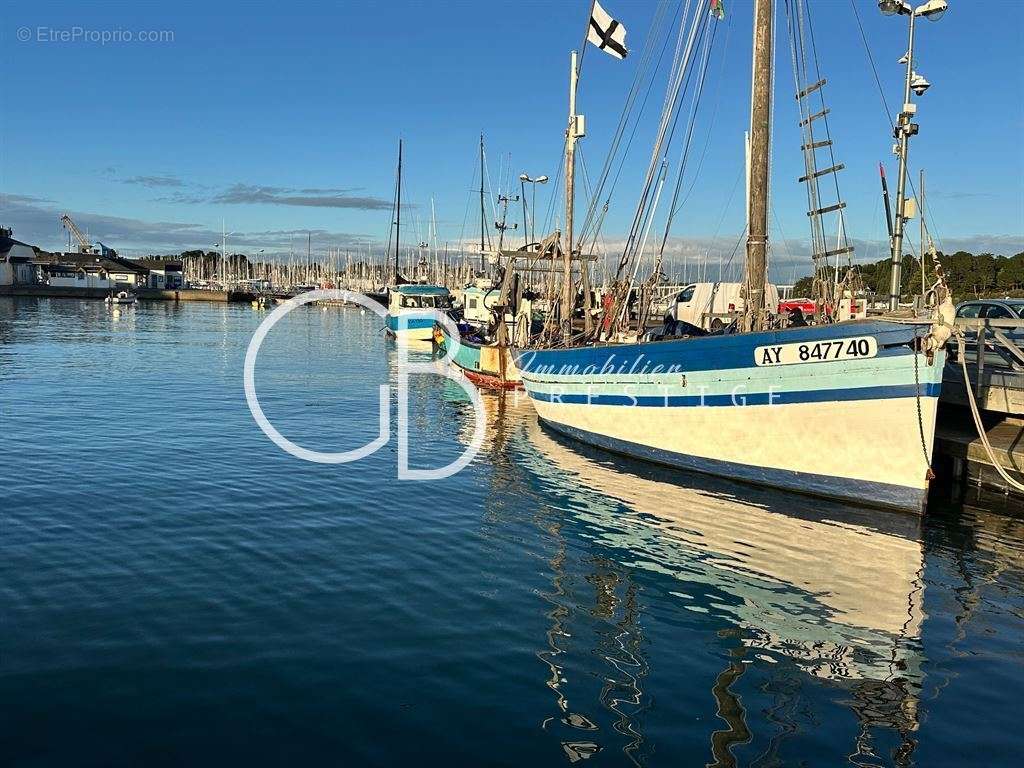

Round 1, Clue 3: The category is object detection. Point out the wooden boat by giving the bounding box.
[434,322,523,390]
[516,319,944,511]
[512,0,954,513]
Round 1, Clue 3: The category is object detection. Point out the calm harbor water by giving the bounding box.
[2,296,1023,767]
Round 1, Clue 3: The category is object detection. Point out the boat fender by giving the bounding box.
[922,293,955,362]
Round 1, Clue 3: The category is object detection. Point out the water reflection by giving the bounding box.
[5,299,1023,765]
[456,389,931,764]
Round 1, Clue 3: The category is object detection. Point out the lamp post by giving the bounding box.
[214,222,237,288]
[519,173,549,249]
[878,0,947,311]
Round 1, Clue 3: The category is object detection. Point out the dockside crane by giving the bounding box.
[60,214,114,256]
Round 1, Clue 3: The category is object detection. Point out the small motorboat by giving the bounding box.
[105,291,136,306]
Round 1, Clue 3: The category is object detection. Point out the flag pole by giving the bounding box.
[562,48,581,342]
[577,0,597,77]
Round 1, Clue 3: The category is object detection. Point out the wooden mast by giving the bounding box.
[744,0,773,333]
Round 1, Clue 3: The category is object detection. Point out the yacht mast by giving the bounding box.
[395,139,403,282]
[479,134,487,273]
[744,0,773,333]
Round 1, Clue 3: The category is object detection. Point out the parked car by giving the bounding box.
[778,297,816,316]
[955,299,1024,320]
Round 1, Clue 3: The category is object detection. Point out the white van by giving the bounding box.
[672,282,780,331]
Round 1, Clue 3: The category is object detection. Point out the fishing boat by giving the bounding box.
[435,321,525,389]
[513,0,954,513]
[434,250,542,389]
[386,284,455,341]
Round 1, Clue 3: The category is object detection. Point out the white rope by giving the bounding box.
[956,334,1024,493]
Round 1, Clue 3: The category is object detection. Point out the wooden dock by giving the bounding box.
[0,285,232,302]
[935,407,1024,493]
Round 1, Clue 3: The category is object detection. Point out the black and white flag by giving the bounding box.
[587,1,628,60]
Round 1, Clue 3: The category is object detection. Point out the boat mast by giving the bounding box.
[562,49,582,341]
[395,139,403,282]
[479,133,486,273]
[744,0,773,333]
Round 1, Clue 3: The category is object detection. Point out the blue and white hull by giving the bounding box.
[514,320,944,513]
[385,312,436,341]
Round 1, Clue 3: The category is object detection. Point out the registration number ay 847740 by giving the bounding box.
[754,336,878,367]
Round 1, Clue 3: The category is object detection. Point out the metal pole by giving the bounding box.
[479,134,486,273]
[222,220,227,288]
[532,183,538,246]
[395,139,403,282]
[562,50,579,341]
[888,12,916,311]
[521,178,529,249]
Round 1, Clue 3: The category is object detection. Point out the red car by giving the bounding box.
[778,297,816,315]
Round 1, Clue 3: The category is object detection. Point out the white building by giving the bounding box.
[139,259,184,289]
[43,255,148,288]
[0,228,37,286]
[47,264,114,289]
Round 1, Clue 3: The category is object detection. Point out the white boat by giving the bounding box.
[105,291,136,305]
[386,284,454,341]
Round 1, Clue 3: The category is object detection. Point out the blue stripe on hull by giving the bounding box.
[539,418,926,513]
[514,319,926,375]
[386,314,436,332]
[528,383,941,407]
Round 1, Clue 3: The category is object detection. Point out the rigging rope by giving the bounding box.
[578,0,677,245]
[655,16,719,266]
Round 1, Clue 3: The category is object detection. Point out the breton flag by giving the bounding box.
[587,1,628,60]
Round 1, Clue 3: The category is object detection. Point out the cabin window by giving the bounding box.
[677,286,695,303]
[468,298,478,309]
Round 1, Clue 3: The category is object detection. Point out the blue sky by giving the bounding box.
[2,0,1022,277]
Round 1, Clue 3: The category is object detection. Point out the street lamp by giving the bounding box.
[878,0,948,311]
[519,173,550,248]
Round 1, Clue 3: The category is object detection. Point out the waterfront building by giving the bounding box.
[0,227,38,286]
[138,258,184,289]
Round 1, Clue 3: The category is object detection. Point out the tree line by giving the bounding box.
[792,250,1024,301]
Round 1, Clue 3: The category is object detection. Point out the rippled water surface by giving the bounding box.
[3,297,1023,766]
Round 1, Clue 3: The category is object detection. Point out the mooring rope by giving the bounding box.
[956,333,1024,493]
